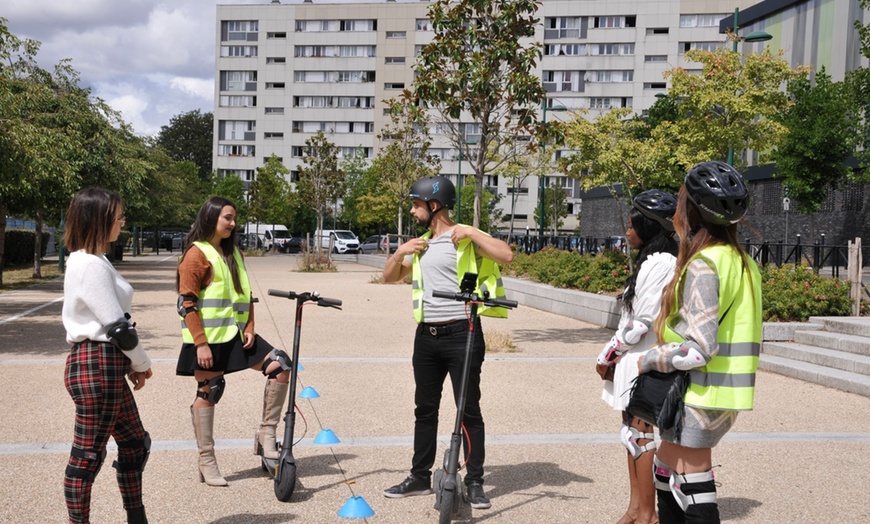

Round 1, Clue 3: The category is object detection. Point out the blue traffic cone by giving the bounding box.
[299,386,320,398]
[313,428,340,444]
[337,495,375,518]
[297,362,304,371]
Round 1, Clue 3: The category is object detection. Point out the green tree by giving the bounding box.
[249,154,292,227]
[414,0,546,228]
[492,144,551,238]
[296,132,345,253]
[849,0,870,166]
[771,68,860,241]
[338,148,373,233]
[372,92,440,234]
[532,181,568,236]
[660,46,807,169]
[212,172,249,225]
[155,109,214,182]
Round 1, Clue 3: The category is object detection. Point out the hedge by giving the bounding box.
[4,230,50,266]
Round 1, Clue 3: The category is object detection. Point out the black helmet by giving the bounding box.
[409,176,456,209]
[684,161,749,225]
[633,190,677,232]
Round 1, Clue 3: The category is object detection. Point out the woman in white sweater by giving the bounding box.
[596,190,678,524]
[62,187,152,524]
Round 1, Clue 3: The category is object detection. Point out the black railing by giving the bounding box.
[495,233,628,256]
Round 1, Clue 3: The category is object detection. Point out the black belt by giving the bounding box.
[421,320,468,337]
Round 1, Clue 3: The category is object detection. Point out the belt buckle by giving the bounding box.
[429,326,438,336]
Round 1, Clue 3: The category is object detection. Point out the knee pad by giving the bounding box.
[196,377,226,404]
[620,425,656,459]
[670,468,717,512]
[261,348,293,379]
[66,447,107,481]
[112,432,151,473]
[653,456,672,492]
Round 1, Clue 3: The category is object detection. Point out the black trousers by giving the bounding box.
[411,317,486,485]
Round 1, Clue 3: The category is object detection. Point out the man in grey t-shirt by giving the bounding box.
[382,176,513,510]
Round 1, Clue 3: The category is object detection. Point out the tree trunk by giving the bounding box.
[0,203,6,286]
[32,209,43,278]
[473,174,483,229]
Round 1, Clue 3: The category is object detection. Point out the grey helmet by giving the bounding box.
[633,189,677,232]
[409,176,456,209]
[684,161,749,225]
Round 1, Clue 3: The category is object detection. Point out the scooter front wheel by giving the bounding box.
[438,487,454,524]
[274,459,297,502]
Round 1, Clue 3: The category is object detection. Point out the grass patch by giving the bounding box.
[485,330,519,353]
[0,263,61,294]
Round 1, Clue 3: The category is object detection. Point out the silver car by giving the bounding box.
[359,234,400,254]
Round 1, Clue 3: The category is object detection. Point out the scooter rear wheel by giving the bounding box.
[274,460,297,502]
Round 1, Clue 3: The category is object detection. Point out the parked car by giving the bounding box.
[278,236,305,254]
[359,234,401,254]
[239,232,262,250]
[314,229,360,254]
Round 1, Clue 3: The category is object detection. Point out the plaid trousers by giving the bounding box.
[64,340,147,524]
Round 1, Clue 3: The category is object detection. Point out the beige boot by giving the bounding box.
[254,381,289,460]
[190,406,228,487]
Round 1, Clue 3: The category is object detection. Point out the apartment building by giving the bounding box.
[214,0,758,232]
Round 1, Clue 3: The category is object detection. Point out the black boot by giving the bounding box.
[126,506,148,524]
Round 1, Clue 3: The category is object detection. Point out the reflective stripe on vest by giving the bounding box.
[411,226,508,323]
[662,245,762,411]
[180,241,252,344]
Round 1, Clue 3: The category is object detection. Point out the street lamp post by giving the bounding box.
[726,7,772,166]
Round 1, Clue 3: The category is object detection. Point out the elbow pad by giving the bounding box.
[596,336,623,365]
[107,313,139,351]
[177,295,199,317]
[616,317,651,346]
[671,341,708,371]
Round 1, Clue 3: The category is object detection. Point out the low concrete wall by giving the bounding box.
[355,253,808,340]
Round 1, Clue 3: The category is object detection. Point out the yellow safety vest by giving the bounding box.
[411,227,508,323]
[662,244,762,411]
[180,241,252,344]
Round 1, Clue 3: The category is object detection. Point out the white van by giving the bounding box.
[244,224,289,252]
[315,229,360,254]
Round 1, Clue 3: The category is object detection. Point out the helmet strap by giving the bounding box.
[423,201,444,230]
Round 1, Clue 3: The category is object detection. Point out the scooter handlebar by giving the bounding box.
[432,290,518,310]
[317,297,342,307]
[268,289,295,299]
[268,289,341,307]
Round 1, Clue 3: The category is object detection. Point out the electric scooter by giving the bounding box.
[431,273,517,524]
[264,288,342,502]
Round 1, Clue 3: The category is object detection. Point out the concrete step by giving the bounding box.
[763,342,870,375]
[809,316,870,338]
[793,330,870,357]
[759,354,870,398]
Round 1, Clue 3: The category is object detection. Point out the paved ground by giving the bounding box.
[2,253,870,523]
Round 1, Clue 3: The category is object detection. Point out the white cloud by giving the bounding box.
[170,77,214,101]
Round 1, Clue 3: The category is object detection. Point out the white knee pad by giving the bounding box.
[620,425,656,460]
[670,469,717,511]
[653,456,672,492]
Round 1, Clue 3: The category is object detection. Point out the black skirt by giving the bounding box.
[175,333,276,376]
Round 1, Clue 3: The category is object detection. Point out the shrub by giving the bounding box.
[4,230,50,266]
[505,247,629,293]
[760,265,856,321]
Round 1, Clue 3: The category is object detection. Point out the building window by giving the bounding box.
[220,95,257,107]
[681,42,724,53]
[416,19,433,31]
[544,44,586,56]
[593,16,636,28]
[264,107,284,115]
[223,20,258,42]
[644,55,668,62]
[266,57,286,64]
[591,43,634,55]
[384,82,405,90]
[544,17,583,39]
[218,144,255,157]
[221,70,257,91]
[542,70,585,92]
[220,169,254,181]
[586,70,634,82]
[294,45,375,57]
[219,120,256,141]
[264,132,284,139]
[265,82,285,89]
[680,14,726,28]
[646,27,669,35]
[385,57,406,64]
[221,45,258,58]
[589,97,632,109]
[843,182,864,212]
[386,31,406,39]
[294,19,375,32]
[266,32,286,39]
[643,82,667,89]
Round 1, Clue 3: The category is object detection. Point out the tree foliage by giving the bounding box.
[249,154,292,226]
[372,92,440,234]
[155,109,214,182]
[660,46,807,169]
[414,0,546,228]
[295,132,345,250]
[771,68,860,216]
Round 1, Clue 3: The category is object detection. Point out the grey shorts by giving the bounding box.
[659,406,738,448]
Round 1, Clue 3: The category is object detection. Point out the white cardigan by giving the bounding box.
[62,250,151,372]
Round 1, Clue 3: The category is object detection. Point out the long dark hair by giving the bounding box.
[179,197,243,293]
[618,208,678,315]
[64,187,123,255]
[654,185,754,339]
